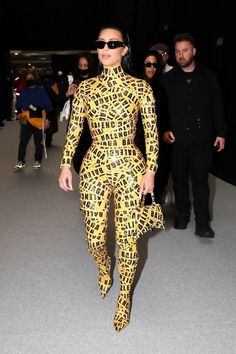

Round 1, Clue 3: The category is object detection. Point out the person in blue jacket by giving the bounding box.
[14,71,53,171]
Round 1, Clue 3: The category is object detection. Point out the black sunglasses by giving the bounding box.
[95,40,125,49]
[144,62,158,68]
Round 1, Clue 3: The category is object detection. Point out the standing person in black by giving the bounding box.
[40,69,60,147]
[59,52,97,174]
[161,33,226,238]
[135,50,170,204]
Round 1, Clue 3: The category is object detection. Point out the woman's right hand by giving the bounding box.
[66,84,77,97]
[59,166,73,191]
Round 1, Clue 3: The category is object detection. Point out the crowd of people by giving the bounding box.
[1,25,227,332]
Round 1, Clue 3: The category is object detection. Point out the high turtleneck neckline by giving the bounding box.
[101,64,124,77]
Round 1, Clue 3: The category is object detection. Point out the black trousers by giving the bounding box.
[72,120,92,174]
[171,141,213,225]
[45,109,58,146]
[154,140,172,203]
[17,122,43,163]
[134,123,172,204]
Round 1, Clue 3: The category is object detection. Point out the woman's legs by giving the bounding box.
[33,126,43,162]
[80,147,145,330]
[82,207,112,297]
[17,123,33,163]
[80,172,112,298]
[114,241,139,332]
[113,159,144,331]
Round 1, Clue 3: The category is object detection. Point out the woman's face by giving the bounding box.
[78,57,89,70]
[144,55,158,81]
[77,57,89,78]
[96,28,128,67]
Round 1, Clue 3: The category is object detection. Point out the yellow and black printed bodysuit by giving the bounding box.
[61,64,159,331]
[61,63,158,245]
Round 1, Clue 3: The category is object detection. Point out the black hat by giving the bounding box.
[149,43,170,54]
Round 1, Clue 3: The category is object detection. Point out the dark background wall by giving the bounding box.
[1,0,235,185]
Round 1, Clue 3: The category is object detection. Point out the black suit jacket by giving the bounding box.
[161,63,227,143]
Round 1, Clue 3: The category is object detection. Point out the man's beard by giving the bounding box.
[178,56,194,68]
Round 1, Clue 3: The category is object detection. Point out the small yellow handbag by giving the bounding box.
[134,192,165,239]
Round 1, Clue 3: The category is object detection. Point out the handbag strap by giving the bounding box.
[150,192,156,204]
[138,191,156,207]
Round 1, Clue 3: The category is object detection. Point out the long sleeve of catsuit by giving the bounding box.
[139,80,159,173]
[60,84,86,167]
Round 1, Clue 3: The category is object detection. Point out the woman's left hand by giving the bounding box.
[139,172,155,196]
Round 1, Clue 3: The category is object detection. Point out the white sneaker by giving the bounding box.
[33,161,41,169]
[14,161,25,171]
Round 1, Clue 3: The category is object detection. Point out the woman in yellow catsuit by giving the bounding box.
[59,25,159,332]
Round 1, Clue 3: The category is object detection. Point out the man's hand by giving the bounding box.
[163,131,175,144]
[214,137,225,152]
